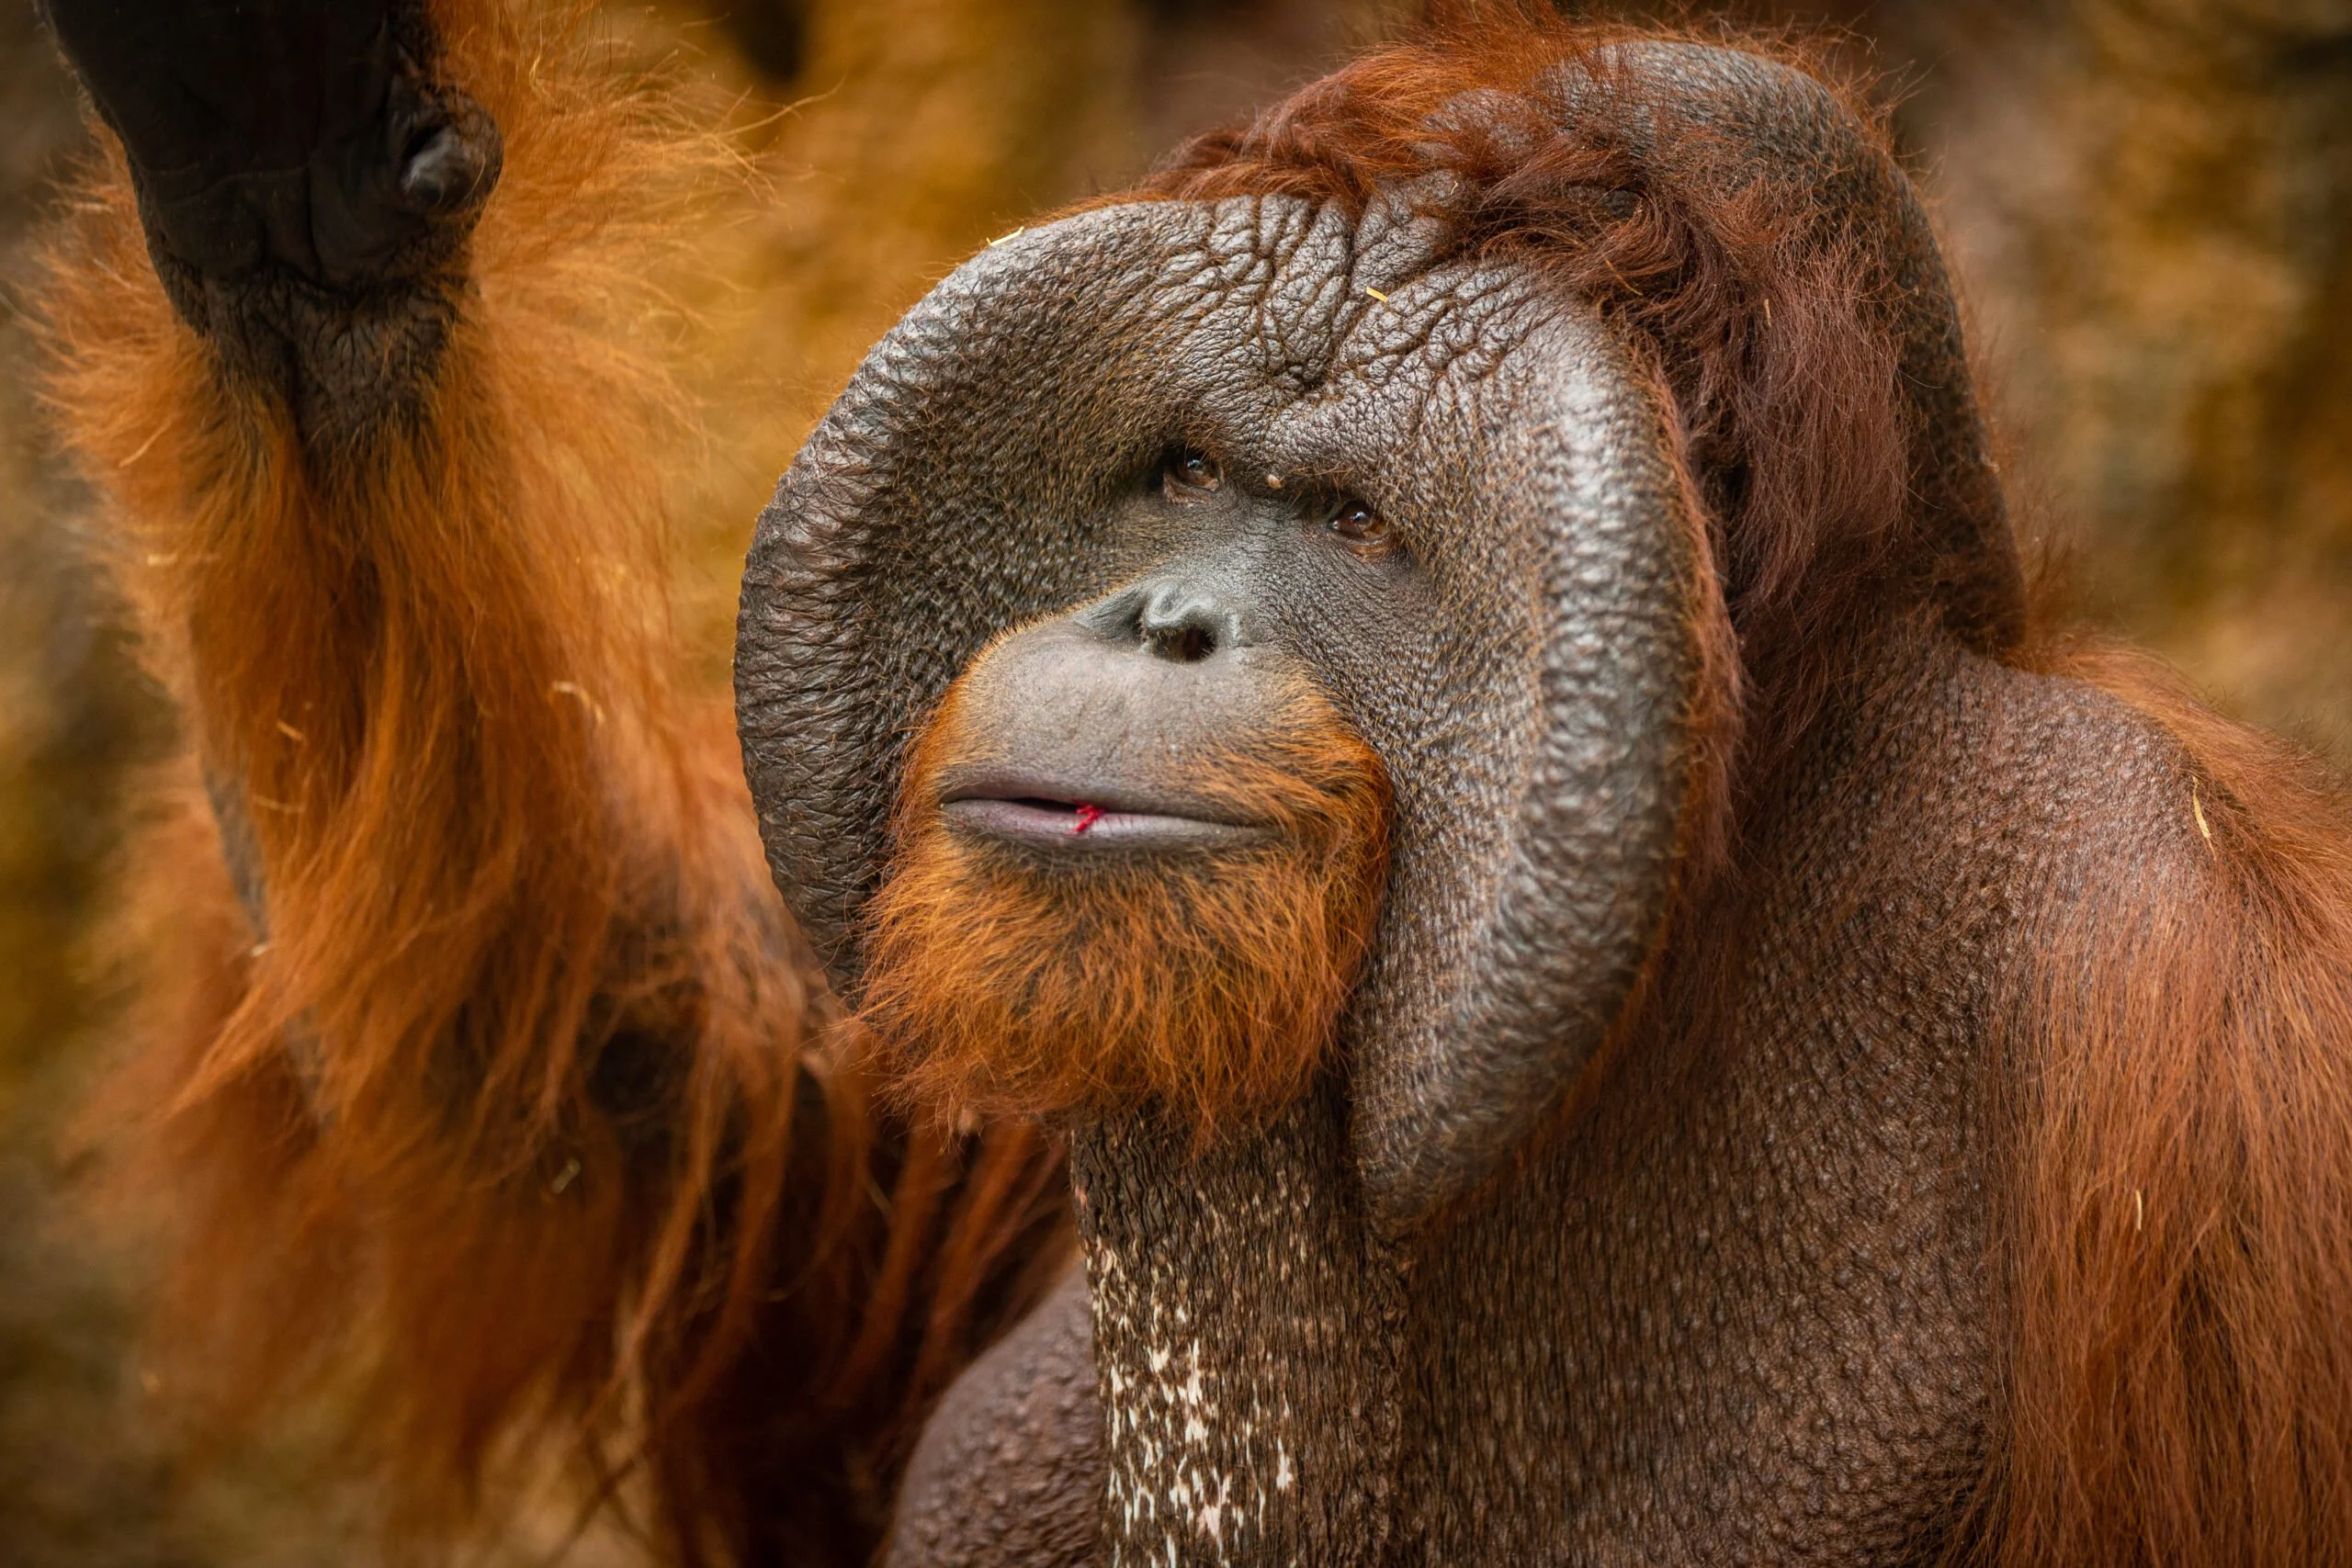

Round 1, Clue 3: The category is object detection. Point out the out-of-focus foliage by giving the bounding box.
[1892,0,2352,758]
[0,0,2342,1559]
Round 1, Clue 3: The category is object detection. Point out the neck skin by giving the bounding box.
[1071,1082,1402,1565]
[1066,621,2006,1566]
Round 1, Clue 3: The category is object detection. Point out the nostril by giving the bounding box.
[1134,581,1233,663]
[1149,623,1217,663]
[1082,578,1246,662]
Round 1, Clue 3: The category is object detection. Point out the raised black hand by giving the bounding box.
[41,0,499,289]
[40,0,504,439]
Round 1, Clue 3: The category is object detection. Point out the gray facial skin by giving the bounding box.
[739,189,1702,1562]
[738,194,1703,1233]
[930,573,1345,858]
[736,40,2126,1568]
[740,185,1712,1562]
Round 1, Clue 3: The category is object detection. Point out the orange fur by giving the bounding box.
[1962,638,2352,1568]
[34,4,1065,1561]
[864,660,1391,1135]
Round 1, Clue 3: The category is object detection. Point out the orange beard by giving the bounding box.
[859,674,1391,1134]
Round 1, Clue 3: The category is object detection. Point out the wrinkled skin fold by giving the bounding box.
[746,23,2352,1568]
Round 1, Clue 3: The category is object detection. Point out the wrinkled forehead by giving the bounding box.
[781,189,1630,637]
[946,193,1553,457]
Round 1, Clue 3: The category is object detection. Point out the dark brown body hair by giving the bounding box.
[864,658,1391,1134]
[1125,10,2352,1565]
[37,3,1066,1561]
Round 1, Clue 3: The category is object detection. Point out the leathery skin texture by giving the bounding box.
[888,1269,1103,1567]
[43,0,505,444]
[733,40,2094,1568]
[740,192,1697,1562]
[740,192,1703,1242]
[884,635,2217,1565]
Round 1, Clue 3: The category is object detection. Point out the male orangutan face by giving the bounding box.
[743,198,1705,1218]
[858,450,1394,1133]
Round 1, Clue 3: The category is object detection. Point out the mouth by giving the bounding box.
[936,777,1264,851]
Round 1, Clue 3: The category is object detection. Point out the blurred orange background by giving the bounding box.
[0,0,2345,1560]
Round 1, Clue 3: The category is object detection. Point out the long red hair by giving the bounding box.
[1973,636,2352,1567]
[38,3,1065,1558]
[37,3,2352,1561]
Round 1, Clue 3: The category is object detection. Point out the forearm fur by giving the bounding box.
[32,6,1065,1553]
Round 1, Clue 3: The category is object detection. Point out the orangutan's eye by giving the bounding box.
[1325,499,1396,557]
[1163,447,1223,499]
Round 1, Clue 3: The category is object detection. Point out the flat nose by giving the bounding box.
[1079,578,1250,664]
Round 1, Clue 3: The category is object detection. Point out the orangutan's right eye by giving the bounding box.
[1163,447,1223,499]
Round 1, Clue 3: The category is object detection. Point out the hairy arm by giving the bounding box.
[34,1,1064,1556]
